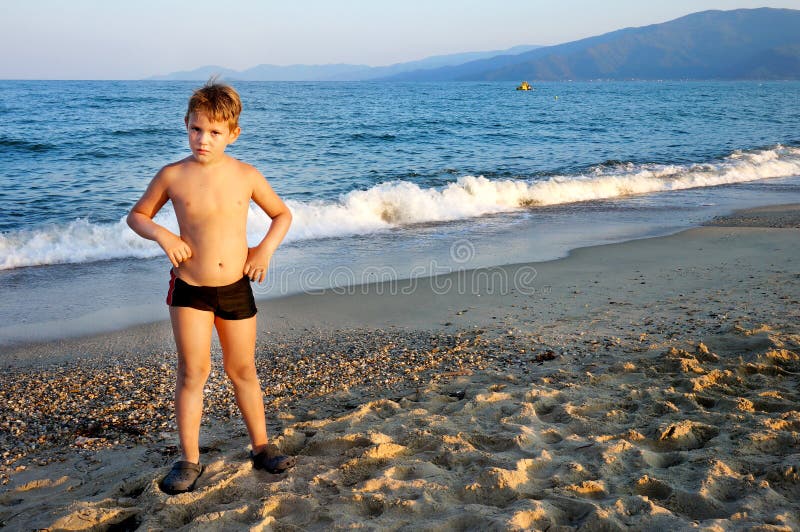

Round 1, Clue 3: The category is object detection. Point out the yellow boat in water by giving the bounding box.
[516,81,532,91]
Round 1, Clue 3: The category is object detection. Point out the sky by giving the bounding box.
[2,0,800,79]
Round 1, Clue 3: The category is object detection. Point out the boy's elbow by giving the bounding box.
[275,207,292,225]
[126,210,146,230]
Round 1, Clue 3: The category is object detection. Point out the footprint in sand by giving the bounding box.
[640,449,686,469]
[765,463,800,500]
[337,442,409,486]
[635,474,674,500]
[465,431,518,452]
[654,420,719,451]
[301,433,373,457]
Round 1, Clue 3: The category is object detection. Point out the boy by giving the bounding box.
[127,80,295,495]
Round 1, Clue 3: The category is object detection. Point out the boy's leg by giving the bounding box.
[170,306,215,464]
[215,315,268,451]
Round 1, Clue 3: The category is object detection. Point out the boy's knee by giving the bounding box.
[223,361,257,383]
[177,363,211,386]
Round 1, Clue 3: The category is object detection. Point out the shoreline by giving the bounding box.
[4,202,799,366]
[5,188,800,349]
[2,203,800,529]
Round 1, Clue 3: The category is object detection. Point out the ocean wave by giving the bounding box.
[110,127,173,137]
[0,137,57,154]
[348,132,398,142]
[2,145,799,270]
[89,95,162,104]
[0,214,179,270]
[284,144,800,237]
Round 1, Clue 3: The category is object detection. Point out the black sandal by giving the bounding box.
[159,460,204,495]
[251,444,296,474]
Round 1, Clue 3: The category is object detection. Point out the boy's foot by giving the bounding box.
[159,460,204,495]
[251,444,296,474]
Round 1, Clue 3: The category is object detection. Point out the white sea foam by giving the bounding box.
[2,145,799,270]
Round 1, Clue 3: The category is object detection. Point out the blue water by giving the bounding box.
[1,80,800,344]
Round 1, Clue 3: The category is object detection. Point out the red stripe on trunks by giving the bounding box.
[166,269,177,305]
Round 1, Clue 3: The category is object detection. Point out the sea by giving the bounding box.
[1,80,800,346]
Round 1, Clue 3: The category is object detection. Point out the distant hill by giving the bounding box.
[149,65,241,81]
[323,45,540,81]
[147,63,367,81]
[147,45,541,81]
[384,8,800,81]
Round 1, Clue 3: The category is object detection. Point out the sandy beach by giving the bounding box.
[2,203,800,530]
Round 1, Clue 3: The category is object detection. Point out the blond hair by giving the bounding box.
[185,77,242,131]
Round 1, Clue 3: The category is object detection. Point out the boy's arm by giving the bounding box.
[126,171,192,269]
[244,169,292,283]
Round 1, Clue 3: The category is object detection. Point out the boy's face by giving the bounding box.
[185,112,241,164]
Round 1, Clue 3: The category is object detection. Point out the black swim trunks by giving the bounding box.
[166,270,257,320]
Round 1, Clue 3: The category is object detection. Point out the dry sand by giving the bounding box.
[2,204,800,531]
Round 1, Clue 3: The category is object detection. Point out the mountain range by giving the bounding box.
[148,45,541,81]
[150,8,800,82]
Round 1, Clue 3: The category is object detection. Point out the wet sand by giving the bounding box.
[2,204,799,530]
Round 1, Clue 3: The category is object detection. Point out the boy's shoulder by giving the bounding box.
[223,157,267,185]
[155,157,194,180]
[226,156,261,174]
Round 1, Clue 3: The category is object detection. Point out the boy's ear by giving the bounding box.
[229,126,241,143]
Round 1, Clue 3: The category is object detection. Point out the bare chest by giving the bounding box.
[169,178,250,222]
